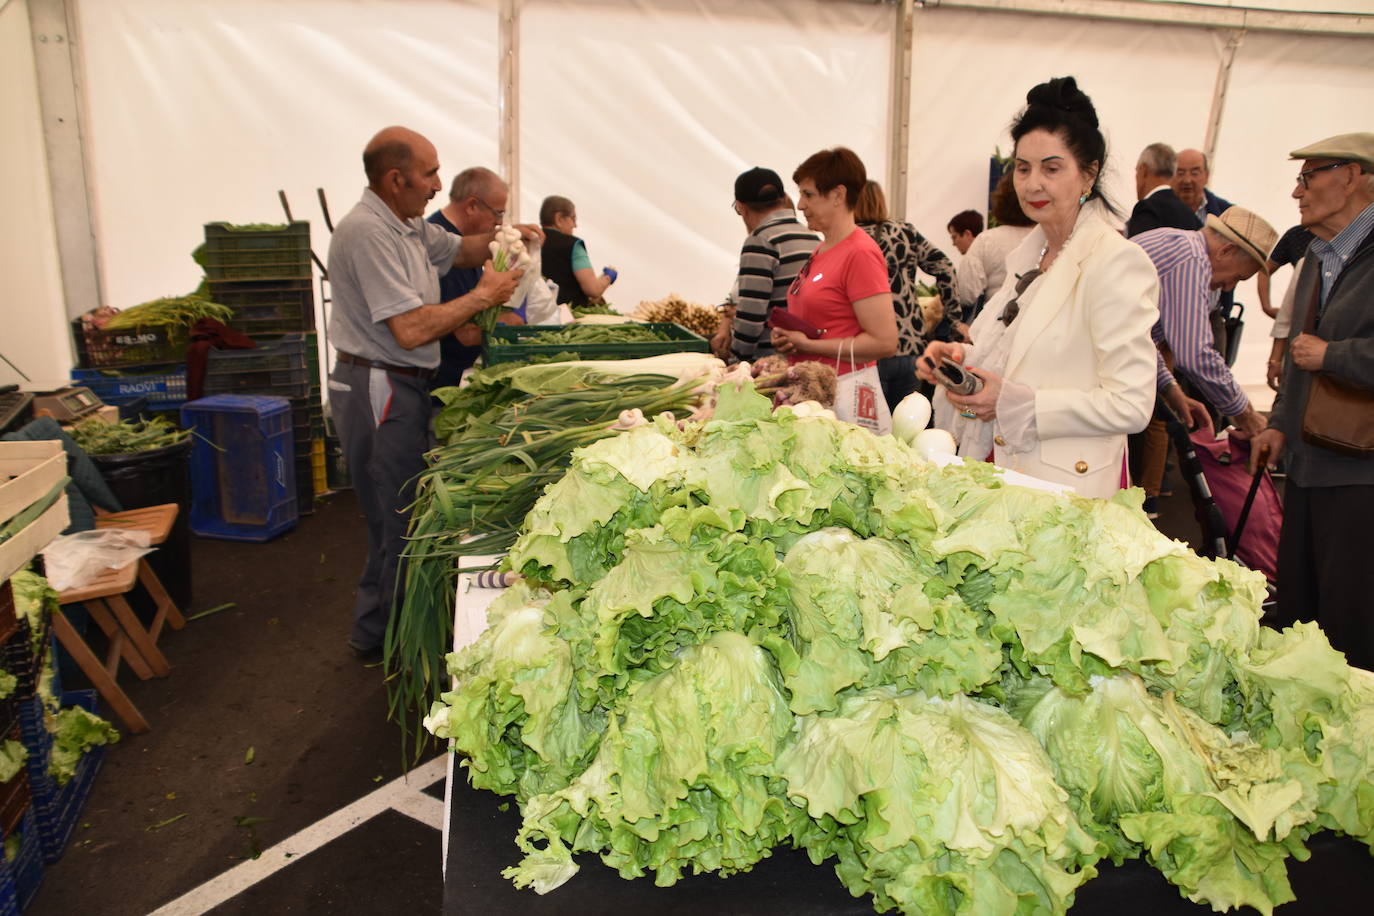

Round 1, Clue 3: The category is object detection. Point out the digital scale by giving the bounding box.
[23,384,106,423]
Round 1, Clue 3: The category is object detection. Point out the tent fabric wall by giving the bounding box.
[76,0,499,318]
[0,0,71,387]
[519,0,892,313]
[7,0,1372,396]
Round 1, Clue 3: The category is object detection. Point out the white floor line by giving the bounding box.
[391,791,447,831]
[149,756,449,916]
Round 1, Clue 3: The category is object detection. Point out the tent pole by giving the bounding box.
[499,0,522,222]
[1203,28,1244,175]
[27,0,102,322]
[888,0,915,220]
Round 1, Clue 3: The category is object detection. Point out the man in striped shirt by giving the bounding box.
[1134,207,1278,438]
[717,167,820,361]
[1130,208,1278,511]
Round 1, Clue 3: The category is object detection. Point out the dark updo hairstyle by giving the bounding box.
[1010,76,1116,215]
[793,147,867,209]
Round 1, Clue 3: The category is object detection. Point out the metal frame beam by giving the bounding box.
[919,0,1373,37]
[28,0,102,320]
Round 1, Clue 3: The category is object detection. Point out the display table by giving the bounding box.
[439,571,1374,915]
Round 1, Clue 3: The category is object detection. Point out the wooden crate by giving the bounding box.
[0,442,70,582]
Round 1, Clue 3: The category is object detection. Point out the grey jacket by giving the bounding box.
[1269,220,1374,487]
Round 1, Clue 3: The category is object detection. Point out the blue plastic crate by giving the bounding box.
[180,395,298,542]
[0,808,43,914]
[19,690,106,864]
[70,366,187,407]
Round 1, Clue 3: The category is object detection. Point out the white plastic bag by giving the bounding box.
[832,339,892,435]
[41,529,154,592]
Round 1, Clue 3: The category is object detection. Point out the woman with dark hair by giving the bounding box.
[771,147,898,428]
[954,171,1036,323]
[917,76,1159,498]
[854,180,957,410]
[538,195,618,308]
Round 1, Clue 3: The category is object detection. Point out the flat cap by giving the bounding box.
[1289,132,1374,173]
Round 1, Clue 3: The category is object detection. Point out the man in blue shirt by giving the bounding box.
[426,167,526,391]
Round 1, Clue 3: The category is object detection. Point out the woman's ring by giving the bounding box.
[959,409,977,419]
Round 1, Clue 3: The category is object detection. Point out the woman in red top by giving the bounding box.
[770,148,897,371]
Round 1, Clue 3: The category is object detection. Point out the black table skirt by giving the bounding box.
[443,768,1374,915]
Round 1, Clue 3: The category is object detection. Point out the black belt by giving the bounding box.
[336,351,436,381]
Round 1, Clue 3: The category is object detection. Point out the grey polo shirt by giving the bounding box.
[326,188,461,369]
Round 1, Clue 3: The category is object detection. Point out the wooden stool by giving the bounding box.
[53,561,153,734]
[94,504,187,644]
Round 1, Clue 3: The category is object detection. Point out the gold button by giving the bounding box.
[994,436,1006,447]
[1074,460,1089,475]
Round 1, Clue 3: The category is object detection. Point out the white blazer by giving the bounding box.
[963,204,1160,498]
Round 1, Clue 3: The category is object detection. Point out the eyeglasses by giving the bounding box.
[998,268,1042,326]
[789,254,816,298]
[1296,162,1350,190]
[471,197,506,222]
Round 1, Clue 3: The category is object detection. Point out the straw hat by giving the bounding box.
[1205,206,1278,273]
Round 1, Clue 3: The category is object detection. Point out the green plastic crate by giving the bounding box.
[482,322,709,366]
[202,222,311,282]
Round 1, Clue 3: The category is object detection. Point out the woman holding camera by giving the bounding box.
[917,77,1159,498]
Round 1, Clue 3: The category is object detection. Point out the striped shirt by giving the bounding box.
[730,210,820,360]
[1310,201,1374,310]
[1134,227,1249,417]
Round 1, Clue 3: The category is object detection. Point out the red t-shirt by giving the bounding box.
[786,227,890,371]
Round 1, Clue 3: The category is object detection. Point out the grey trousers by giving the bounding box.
[328,360,431,652]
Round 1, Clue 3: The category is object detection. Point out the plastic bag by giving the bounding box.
[41,528,154,592]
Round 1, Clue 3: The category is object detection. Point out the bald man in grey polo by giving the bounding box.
[327,187,460,658]
[329,187,459,367]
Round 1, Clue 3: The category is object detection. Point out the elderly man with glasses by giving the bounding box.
[1252,132,1374,671]
[427,166,523,391]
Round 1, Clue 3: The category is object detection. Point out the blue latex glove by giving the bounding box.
[603,267,619,284]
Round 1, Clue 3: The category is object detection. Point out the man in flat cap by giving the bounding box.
[712,167,819,361]
[1253,132,1374,670]
[1131,206,1277,515]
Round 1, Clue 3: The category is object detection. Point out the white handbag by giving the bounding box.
[832,338,892,435]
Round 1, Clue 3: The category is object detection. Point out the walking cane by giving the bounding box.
[1228,441,1272,561]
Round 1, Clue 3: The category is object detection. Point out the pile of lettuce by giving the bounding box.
[425,383,1374,915]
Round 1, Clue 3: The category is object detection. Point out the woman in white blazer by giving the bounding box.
[919,77,1159,499]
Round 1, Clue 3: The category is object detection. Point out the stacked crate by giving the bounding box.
[202,223,323,515]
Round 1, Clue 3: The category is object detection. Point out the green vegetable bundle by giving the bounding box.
[387,357,713,757]
[489,324,673,347]
[102,294,232,331]
[71,416,188,455]
[425,382,1374,915]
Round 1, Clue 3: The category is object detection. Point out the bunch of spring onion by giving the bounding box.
[476,225,533,333]
[386,354,724,758]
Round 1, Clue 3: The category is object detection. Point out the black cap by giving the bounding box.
[734,167,785,205]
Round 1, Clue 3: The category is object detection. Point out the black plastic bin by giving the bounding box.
[90,439,193,608]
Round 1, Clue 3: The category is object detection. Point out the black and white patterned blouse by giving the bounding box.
[860,219,959,356]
